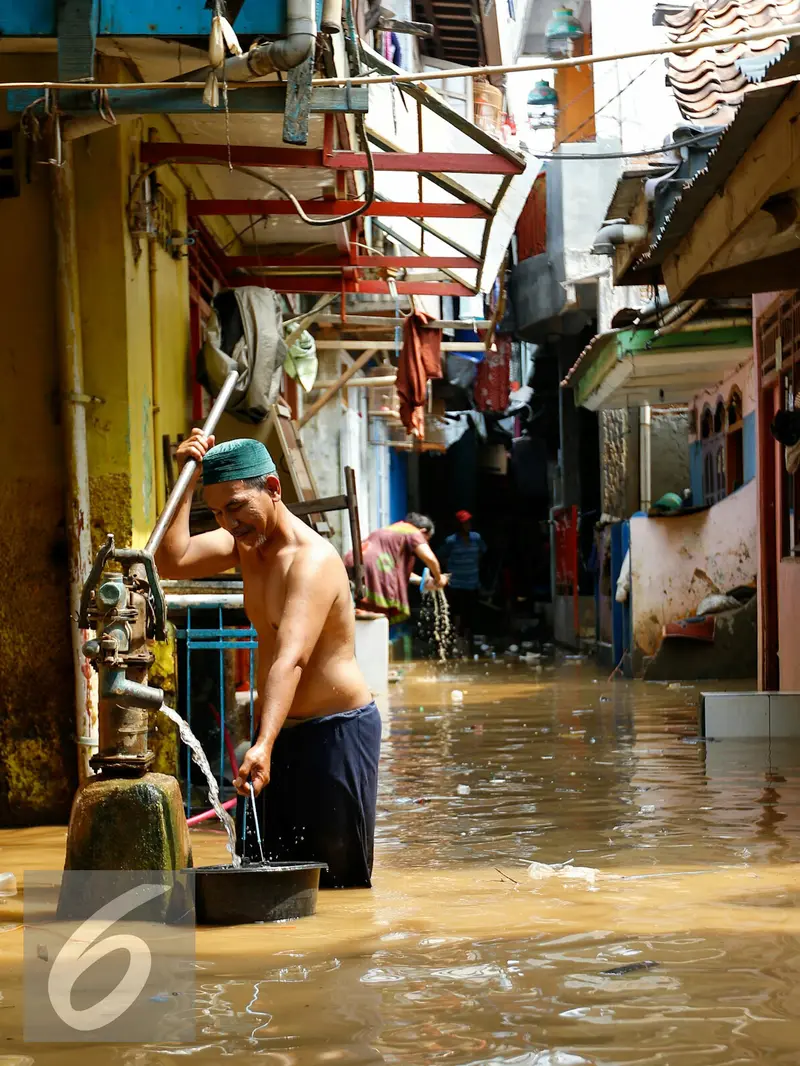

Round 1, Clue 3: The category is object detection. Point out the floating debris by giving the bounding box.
[527,861,599,886]
[600,961,660,976]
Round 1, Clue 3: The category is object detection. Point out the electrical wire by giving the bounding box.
[550,58,660,149]
[232,113,375,226]
[526,128,722,161]
[4,19,799,92]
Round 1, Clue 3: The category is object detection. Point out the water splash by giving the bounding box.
[431,589,453,662]
[158,704,240,867]
[418,587,453,662]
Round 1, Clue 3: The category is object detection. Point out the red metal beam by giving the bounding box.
[223,254,478,268]
[140,142,522,174]
[329,151,520,174]
[188,198,488,218]
[227,276,476,295]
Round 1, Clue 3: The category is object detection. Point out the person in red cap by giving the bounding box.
[439,510,487,651]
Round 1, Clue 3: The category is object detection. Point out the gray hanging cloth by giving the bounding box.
[196,287,287,424]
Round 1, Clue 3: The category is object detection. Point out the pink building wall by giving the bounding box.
[688,360,756,443]
[629,480,758,659]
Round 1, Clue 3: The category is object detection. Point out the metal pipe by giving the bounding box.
[166,594,245,608]
[652,299,707,339]
[674,316,752,333]
[188,0,316,82]
[63,0,316,140]
[52,137,99,785]
[591,223,647,256]
[313,375,397,388]
[145,369,239,555]
[321,0,343,34]
[148,240,164,511]
[640,405,652,513]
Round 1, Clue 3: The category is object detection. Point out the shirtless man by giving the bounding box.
[155,432,379,888]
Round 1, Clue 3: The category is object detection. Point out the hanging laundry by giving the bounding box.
[475,334,512,412]
[396,311,443,439]
[196,287,287,424]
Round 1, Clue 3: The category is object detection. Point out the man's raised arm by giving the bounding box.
[155,429,239,580]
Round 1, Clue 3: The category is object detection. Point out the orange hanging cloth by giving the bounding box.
[396,311,443,439]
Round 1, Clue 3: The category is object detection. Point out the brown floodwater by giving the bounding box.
[2,661,800,1064]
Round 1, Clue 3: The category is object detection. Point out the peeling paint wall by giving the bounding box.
[0,55,76,824]
[630,479,758,659]
[0,55,240,825]
[651,407,690,502]
[600,410,629,518]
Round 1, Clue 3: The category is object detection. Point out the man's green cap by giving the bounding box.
[202,438,276,486]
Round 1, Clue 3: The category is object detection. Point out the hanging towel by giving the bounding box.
[396,311,443,439]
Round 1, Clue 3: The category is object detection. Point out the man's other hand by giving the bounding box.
[234,740,271,797]
[436,573,451,588]
[176,428,215,484]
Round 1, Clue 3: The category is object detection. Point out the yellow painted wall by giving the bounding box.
[0,55,77,824]
[0,55,241,826]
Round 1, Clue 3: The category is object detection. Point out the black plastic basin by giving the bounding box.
[194,862,327,925]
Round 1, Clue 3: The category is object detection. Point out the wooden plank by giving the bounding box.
[8,84,370,115]
[345,466,365,602]
[288,494,349,516]
[314,340,487,350]
[377,17,434,35]
[266,404,331,533]
[57,0,99,81]
[314,315,491,328]
[283,44,315,145]
[662,84,800,299]
[313,375,397,387]
[297,349,378,429]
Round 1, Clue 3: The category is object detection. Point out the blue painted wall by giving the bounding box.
[689,410,756,506]
[743,411,756,485]
[0,0,286,37]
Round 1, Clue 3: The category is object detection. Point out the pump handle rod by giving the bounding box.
[146,369,240,556]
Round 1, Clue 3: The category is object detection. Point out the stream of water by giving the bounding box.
[158,704,240,868]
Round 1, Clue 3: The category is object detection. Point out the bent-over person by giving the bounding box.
[155,432,379,888]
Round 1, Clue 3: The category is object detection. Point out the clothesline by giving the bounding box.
[2,21,799,92]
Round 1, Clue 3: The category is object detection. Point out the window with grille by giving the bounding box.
[700,402,726,505]
[726,387,744,495]
[757,290,800,557]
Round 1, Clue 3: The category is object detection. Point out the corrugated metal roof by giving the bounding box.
[645,40,800,265]
[655,0,800,124]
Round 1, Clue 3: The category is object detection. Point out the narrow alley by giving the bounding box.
[4,0,800,1060]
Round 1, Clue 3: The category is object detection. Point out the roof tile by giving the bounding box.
[655,0,800,122]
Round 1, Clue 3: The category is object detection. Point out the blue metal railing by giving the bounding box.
[173,602,257,817]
